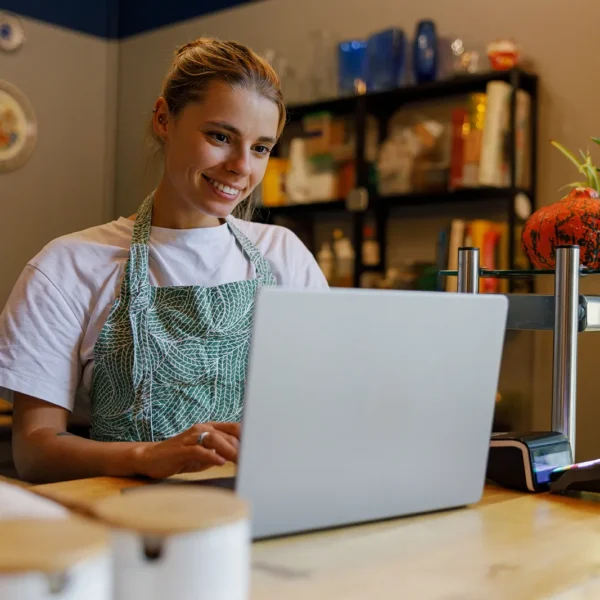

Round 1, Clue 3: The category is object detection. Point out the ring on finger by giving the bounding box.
[197,431,210,447]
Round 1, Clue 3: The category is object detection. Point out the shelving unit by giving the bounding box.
[255,68,538,290]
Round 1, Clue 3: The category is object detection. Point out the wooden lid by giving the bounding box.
[0,518,108,574]
[92,485,248,536]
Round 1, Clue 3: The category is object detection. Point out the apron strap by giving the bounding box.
[127,192,154,295]
[225,218,277,286]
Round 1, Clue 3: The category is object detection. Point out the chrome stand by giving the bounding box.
[552,246,579,453]
[457,247,480,293]
[455,245,583,456]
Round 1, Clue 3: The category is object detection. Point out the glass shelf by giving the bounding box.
[439,268,600,279]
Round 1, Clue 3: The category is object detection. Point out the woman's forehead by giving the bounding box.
[184,82,279,138]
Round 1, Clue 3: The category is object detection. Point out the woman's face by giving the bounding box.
[154,81,279,219]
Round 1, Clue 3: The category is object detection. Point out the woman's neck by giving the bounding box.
[149,177,222,229]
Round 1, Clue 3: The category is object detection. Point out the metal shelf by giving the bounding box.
[256,199,346,219]
[284,68,537,120]
[257,187,533,220]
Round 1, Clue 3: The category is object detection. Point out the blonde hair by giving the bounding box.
[146,37,286,220]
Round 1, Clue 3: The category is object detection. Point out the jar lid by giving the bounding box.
[0,518,108,574]
[92,485,248,536]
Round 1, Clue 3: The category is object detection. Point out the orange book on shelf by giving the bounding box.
[495,222,509,294]
[462,93,487,187]
[445,219,466,292]
[261,158,289,206]
[449,108,467,190]
[467,219,503,293]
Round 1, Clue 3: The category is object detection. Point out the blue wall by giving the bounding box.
[119,0,254,38]
[0,0,255,39]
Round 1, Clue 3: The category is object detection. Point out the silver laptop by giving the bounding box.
[197,286,508,539]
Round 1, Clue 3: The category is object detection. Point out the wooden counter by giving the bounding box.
[31,468,600,600]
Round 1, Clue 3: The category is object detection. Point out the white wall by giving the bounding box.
[0,16,117,307]
[115,0,600,459]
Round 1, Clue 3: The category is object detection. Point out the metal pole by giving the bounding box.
[457,247,480,293]
[552,245,579,455]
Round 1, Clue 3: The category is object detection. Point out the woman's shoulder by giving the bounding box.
[20,218,133,314]
[38,218,131,253]
[31,218,132,273]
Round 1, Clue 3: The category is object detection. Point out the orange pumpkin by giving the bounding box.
[521,187,600,268]
[521,138,600,269]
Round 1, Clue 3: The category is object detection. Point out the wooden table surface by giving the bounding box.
[31,468,600,600]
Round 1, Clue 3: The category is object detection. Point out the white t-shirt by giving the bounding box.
[0,216,328,414]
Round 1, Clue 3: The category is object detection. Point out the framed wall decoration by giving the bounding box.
[0,12,25,52]
[0,80,37,172]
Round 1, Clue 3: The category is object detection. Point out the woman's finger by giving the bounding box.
[200,432,238,463]
[184,424,212,446]
[221,433,239,450]
[212,422,241,439]
[184,443,227,466]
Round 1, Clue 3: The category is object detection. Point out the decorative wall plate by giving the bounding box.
[0,80,37,172]
[0,12,25,52]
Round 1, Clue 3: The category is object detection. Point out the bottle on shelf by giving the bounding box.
[358,225,383,288]
[332,229,355,288]
[362,225,381,267]
[317,241,335,284]
[412,19,438,83]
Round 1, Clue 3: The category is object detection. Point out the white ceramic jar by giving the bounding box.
[92,485,251,600]
[0,518,111,600]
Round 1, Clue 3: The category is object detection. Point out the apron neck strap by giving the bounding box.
[127,192,276,292]
[127,192,154,293]
[225,217,276,284]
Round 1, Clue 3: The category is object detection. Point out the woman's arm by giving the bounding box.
[12,393,240,484]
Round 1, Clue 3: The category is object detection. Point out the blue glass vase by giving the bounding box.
[412,20,438,83]
[338,39,367,96]
[366,28,406,92]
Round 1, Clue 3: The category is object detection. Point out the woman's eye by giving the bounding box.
[211,132,229,143]
[254,145,272,155]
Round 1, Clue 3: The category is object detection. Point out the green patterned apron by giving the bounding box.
[89,192,276,442]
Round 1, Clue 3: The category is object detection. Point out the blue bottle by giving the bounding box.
[412,19,438,83]
[366,28,406,92]
[338,39,368,96]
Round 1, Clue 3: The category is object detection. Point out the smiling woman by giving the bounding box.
[146,38,287,224]
[0,37,328,483]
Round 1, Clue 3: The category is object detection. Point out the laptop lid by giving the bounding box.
[237,287,508,539]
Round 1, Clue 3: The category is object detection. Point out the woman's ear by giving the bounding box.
[152,97,170,143]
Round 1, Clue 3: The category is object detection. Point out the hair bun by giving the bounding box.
[176,39,205,57]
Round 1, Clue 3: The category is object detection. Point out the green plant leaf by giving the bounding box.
[591,137,600,146]
[551,140,585,173]
[559,181,586,192]
[585,162,600,191]
[581,152,600,190]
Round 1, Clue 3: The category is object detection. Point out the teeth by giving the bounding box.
[206,177,239,197]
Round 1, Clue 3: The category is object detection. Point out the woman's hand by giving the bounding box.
[132,422,242,479]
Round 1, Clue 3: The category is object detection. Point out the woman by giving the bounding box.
[0,38,328,483]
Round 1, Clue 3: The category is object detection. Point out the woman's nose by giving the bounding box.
[226,147,252,177]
